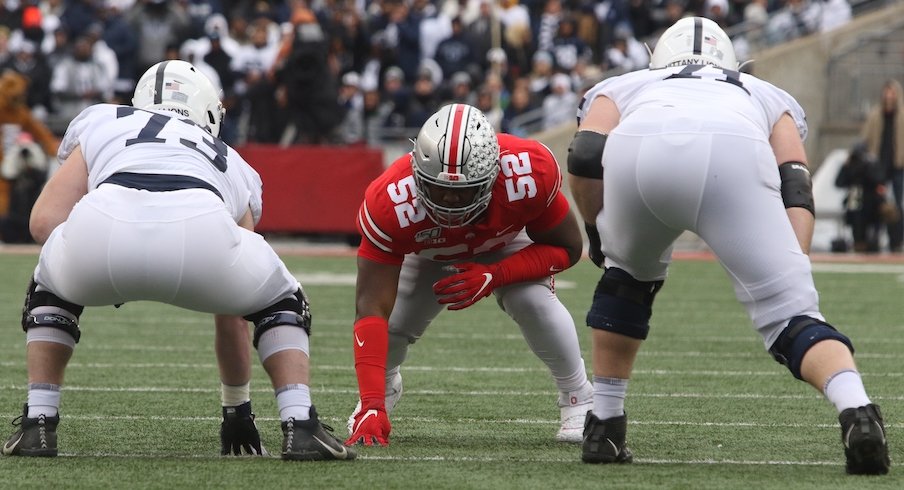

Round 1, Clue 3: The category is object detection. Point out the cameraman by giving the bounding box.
[835,142,887,252]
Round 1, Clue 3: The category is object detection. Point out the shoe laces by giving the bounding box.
[9,414,23,429]
[36,414,48,449]
[285,418,295,448]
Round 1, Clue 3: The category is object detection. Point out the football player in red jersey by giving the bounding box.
[344,103,593,447]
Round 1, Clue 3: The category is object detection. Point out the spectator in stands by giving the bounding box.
[126,0,191,77]
[765,0,820,45]
[273,6,342,144]
[406,68,441,128]
[418,0,452,63]
[498,0,532,76]
[550,16,592,74]
[84,24,119,101]
[97,2,139,102]
[203,31,238,144]
[232,18,280,144]
[465,0,501,72]
[742,0,770,49]
[434,16,478,83]
[861,79,904,253]
[605,25,649,73]
[336,71,366,145]
[704,0,732,28]
[380,65,412,130]
[483,60,511,110]
[327,1,370,77]
[59,0,99,40]
[476,86,503,131]
[0,27,13,69]
[536,0,565,54]
[49,35,112,133]
[451,70,479,106]
[180,0,226,40]
[43,27,67,69]
[381,0,423,83]
[818,0,852,33]
[20,0,44,46]
[2,41,52,119]
[527,50,554,103]
[541,72,577,130]
[502,81,538,137]
[362,82,390,146]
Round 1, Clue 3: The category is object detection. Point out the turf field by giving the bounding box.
[0,249,901,489]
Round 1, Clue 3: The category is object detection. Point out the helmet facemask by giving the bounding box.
[411,104,500,228]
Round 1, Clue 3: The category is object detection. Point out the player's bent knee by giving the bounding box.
[768,315,854,380]
[244,288,312,348]
[22,279,84,344]
[586,268,663,340]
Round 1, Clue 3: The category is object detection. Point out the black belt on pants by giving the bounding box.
[101,172,224,201]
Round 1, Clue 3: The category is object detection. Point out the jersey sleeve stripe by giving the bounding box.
[358,202,393,253]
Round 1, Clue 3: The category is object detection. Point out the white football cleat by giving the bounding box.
[556,381,593,443]
[347,371,403,436]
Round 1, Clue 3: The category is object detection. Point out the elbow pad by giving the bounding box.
[567,131,606,179]
[778,161,814,216]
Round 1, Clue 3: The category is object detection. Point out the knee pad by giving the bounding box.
[586,268,663,340]
[22,279,84,343]
[244,288,312,348]
[256,325,310,363]
[768,315,854,380]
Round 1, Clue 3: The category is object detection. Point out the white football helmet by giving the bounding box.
[132,60,225,137]
[411,104,500,228]
[649,17,738,71]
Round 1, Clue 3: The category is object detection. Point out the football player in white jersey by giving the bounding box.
[1,60,354,462]
[567,17,889,474]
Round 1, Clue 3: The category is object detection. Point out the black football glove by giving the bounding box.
[585,223,605,268]
[221,401,268,456]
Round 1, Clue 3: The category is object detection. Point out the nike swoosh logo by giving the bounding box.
[312,434,349,459]
[2,433,23,455]
[471,273,494,300]
[353,409,379,433]
[495,225,516,236]
[549,266,562,273]
[355,333,365,348]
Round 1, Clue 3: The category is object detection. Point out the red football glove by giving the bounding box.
[345,402,392,447]
[433,263,501,310]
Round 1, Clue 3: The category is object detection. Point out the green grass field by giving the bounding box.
[0,250,901,489]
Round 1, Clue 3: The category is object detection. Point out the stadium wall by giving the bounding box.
[239,144,384,235]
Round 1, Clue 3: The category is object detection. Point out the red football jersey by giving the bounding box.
[357,133,570,265]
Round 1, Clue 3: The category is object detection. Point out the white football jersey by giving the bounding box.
[578,65,808,141]
[58,103,263,224]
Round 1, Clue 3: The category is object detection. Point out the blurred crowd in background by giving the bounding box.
[0,0,859,148]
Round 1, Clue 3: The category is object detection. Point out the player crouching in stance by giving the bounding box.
[345,104,593,446]
[568,17,889,474]
[1,60,354,462]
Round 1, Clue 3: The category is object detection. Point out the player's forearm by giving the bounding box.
[353,316,389,406]
[494,243,572,285]
[567,175,604,225]
[786,207,814,255]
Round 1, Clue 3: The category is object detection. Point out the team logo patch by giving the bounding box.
[415,227,443,243]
